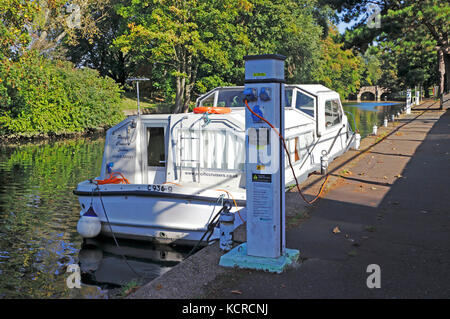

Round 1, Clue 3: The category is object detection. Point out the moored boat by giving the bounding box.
[74,84,360,245]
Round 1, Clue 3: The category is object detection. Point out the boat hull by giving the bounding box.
[75,186,246,245]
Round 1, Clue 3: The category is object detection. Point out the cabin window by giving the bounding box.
[285,88,294,107]
[295,91,315,117]
[147,127,166,167]
[217,90,246,107]
[325,99,342,128]
[199,93,215,107]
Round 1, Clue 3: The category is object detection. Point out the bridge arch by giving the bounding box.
[357,86,390,101]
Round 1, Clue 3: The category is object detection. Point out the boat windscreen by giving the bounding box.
[285,88,293,107]
[216,89,247,107]
[295,90,315,117]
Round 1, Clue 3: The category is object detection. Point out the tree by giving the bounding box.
[114,0,253,113]
[29,0,113,56]
[387,1,449,100]
[313,27,362,99]
[0,0,39,59]
[329,0,449,103]
[242,0,326,84]
[360,46,382,87]
[64,0,132,85]
[0,0,112,59]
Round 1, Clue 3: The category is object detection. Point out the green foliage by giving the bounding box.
[0,52,124,135]
[112,0,343,112]
[336,0,448,92]
[313,28,362,99]
[0,0,39,59]
[114,0,254,112]
[360,47,382,86]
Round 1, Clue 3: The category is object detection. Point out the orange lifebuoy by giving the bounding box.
[193,106,231,114]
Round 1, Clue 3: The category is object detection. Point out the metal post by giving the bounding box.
[136,81,140,116]
[406,88,412,114]
[126,77,150,116]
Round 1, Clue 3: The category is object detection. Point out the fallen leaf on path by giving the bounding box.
[231,290,243,295]
[371,187,377,190]
[155,284,163,290]
[383,176,388,179]
[332,226,341,234]
[395,174,402,178]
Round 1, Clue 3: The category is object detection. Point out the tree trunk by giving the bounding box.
[438,48,445,109]
[182,56,197,113]
[174,74,185,113]
[444,52,450,93]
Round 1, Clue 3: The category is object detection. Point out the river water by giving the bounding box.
[0,101,402,298]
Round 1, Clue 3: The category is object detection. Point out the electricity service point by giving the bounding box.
[219,54,299,273]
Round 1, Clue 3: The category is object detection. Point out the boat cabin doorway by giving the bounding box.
[146,124,167,184]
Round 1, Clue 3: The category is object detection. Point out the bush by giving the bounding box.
[0,52,124,135]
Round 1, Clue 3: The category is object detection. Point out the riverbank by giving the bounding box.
[0,127,107,146]
[128,99,450,298]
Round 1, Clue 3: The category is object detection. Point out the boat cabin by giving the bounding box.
[99,85,353,190]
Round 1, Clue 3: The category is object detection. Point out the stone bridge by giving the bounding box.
[357,85,390,101]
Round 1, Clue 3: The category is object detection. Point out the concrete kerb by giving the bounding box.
[128,101,434,299]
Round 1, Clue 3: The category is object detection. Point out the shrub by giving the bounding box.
[0,52,124,135]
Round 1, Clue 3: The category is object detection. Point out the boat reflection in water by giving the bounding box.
[78,237,190,289]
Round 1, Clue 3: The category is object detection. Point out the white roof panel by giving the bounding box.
[292,84,338,96]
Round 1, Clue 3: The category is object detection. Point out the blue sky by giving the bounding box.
[337,20,357,34]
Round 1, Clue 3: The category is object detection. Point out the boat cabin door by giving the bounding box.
[144,122,168,184]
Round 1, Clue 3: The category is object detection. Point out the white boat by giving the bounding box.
[74,84,360,245]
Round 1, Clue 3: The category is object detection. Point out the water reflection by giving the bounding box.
[0,137,105,298]
[0,136,187,298]
[79,237,189,291]
[343,101,404,137]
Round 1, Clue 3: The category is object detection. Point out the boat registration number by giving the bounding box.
[148,184,173,193]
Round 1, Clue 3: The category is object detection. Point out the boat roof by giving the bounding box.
[288,84,338,96]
